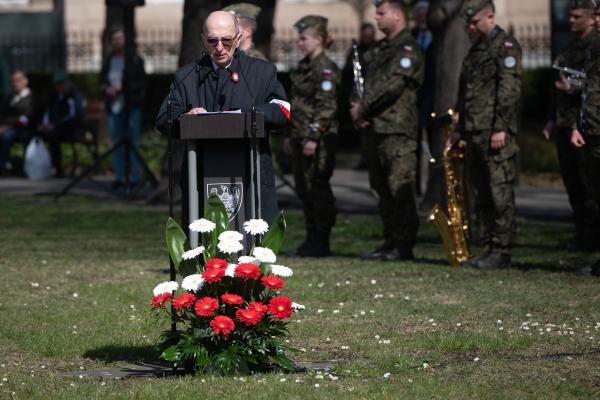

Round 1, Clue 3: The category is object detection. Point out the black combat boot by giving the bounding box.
[381,246,414,262]
[297,227,331,257]
[472,251,511,270]
[361,243,395,260]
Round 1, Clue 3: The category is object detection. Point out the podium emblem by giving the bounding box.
[207,183,243,221]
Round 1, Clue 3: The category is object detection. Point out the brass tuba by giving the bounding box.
[429,110,470,267]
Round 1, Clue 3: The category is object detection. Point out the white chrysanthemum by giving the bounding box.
[224,263,237,277]
[252,247,276,264]
[218,230,244,242]
[292,302,305,311]
[182,246,205,260]
[152,281,178,296]
[238,256,261,266]
[269,264,293,277]
[243,219,269,235]
[218,239,244,254]
[189,218,216,233]
[181,274,205,292]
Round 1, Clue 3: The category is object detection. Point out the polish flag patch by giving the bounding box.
[270,99,291,121]
[503,41,514,49]
[403,45,413,52]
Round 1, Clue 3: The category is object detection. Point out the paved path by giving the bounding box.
[0,169,572,221]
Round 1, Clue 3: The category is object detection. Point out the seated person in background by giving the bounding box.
[38,71,84,177]
[0,70,33,174]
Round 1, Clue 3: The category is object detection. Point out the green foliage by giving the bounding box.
[262,211,286,254]
[203,193,230,258]
[165,217,187,271]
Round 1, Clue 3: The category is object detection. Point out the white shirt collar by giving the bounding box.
[211,60,232,71]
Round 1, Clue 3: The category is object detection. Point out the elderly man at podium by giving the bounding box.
[156,10,290,227]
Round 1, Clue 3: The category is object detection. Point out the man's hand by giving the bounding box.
[0,125,7,135]
[571,128,586,148]
[446,132,461,148]
[542,120,554,140]
[350,101,361,122]
[491,131,506,150]
[303,140,318,157]
[283,138,293,155]
[554,74,571,92]
[187,107,208,115]
[450,111,460,126]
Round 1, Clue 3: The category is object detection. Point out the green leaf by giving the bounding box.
[160,344,180,362]
[165,217,188,270]
[270,353,295,371]
[262,211,286,254]
[204,194,229,254]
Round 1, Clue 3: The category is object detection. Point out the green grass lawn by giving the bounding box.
[0,194,599,399]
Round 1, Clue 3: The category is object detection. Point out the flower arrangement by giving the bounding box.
[151,194,301,375]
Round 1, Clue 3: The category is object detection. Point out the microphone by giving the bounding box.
[226,65,261,225]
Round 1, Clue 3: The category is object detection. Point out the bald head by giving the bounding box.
[203,11,240,36]
[203,11,241,67]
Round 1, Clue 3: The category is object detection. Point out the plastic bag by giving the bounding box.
[24,136,52,180]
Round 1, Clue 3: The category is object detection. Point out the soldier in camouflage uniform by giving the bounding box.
[571,2,600,275]
[543,0,599,251]
[450,0,522,269]
[350,0,424,261]
[223,3,267,60]
[285,15,340,257]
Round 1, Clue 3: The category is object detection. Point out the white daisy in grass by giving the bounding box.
[218,230,244,242]
[252,247,276,263]
[182,246,205,260]
[224,263,237,277]
[243,219,269,235]
[189,218,216,233]
[269,264,293,277]
[218,239,244,254]
[292,302,305,311]
[181,274,205,292]
[152,281,178,296]
[238,256,261,265]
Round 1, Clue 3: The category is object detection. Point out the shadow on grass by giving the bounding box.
[83,345,159,363]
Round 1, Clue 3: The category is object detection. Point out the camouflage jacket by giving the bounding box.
[552,29,599,128]
[360,29,423,136]
[290,52,340,140]
[582,33,600,137]
[457,26,522,134]
[244,45,268,61]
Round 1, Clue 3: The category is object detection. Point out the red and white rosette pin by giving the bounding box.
[231,71,240,83]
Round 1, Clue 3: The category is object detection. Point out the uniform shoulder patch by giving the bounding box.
[321,80,333,91]
[503,56,517,69]
[400,57,412,69]
[322,68,334,78]
[403,45,413,53]
[503,41,514,49]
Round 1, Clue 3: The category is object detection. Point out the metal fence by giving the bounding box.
[0,23,551,74]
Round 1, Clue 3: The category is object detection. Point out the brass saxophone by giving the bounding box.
[352,40,364,100]
[429,110,470,267]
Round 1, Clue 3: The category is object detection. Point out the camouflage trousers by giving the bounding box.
[291,135,337,234]
[554,126,599,240]
[466,131,517,254]
[364,133,419,249]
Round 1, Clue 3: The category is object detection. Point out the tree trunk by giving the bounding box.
[179,0,222,67]
[421,0,470,209]
[102,6,125,60]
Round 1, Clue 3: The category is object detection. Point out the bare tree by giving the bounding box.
[421,0,470,208]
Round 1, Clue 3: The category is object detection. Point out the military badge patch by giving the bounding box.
[321,80,333,91]
[400,57,412,69]
[504,56,517,69]
[503,41,514,49]
[403,45,413,53]
[322,68,333,78]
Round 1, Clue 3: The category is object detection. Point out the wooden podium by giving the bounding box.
[177,112,265,247]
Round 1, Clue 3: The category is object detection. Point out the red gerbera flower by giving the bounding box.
[268,296,293,319]
[210,315,235,336]
[248,301,268,316]
[151,292,173,308]
[172,293,196,310]
[235,263,261,280]
[221,293,244,305]
[194,296,219,317]
[205,258,228,270]
[202,267,225,283]
[261,275,285,290]
[235,308,263,326]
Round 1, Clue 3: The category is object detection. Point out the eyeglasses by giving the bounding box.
[206,36,236,48]
[594,12,600,17]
